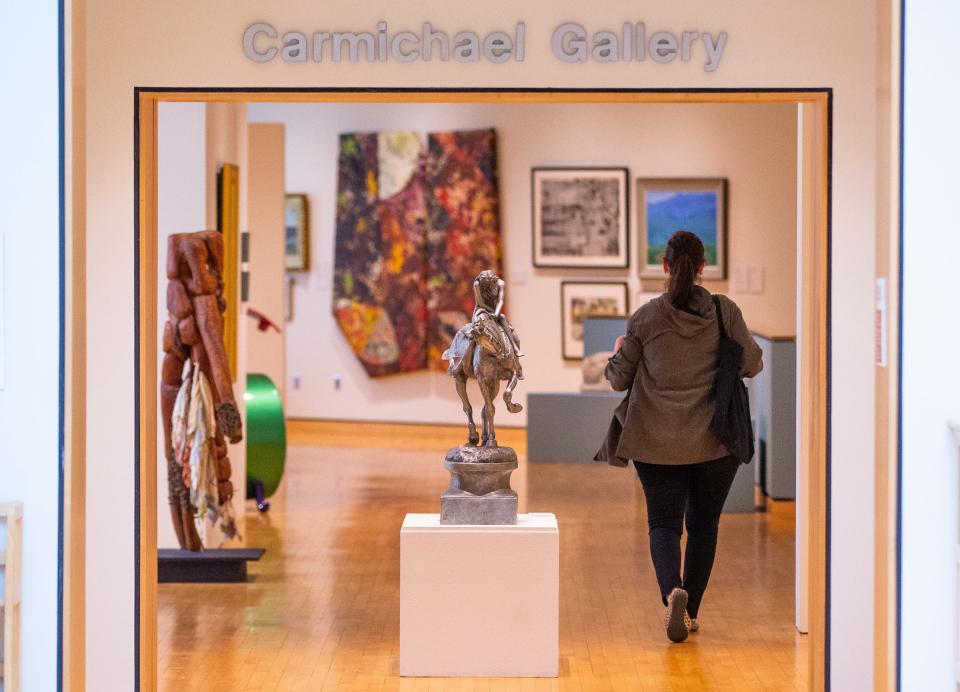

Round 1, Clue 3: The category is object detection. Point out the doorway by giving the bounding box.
[136,88,831,690]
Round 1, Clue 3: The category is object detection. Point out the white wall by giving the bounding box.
[899,0,960,688]
[156,103,207,548]
[82,2,880,688]
[248,101,797,425]
[0,1,61,689]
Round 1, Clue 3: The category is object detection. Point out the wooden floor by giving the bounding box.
[158,422,807,691]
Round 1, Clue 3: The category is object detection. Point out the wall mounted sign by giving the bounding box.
[243,21,728,72]
[875,277,888,367]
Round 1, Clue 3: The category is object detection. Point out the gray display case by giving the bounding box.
[527,316,627,464]
[524,316,756,512]
[526,390,625,464]
[750,330,797,500]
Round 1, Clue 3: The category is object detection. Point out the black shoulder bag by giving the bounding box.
[711,296,755,464]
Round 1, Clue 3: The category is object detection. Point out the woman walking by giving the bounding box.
[604,230,763,643]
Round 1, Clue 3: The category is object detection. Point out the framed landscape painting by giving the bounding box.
[636,178,727,280]
[284,193,309,271]
[560,281,629,360]
[532,167,629,268]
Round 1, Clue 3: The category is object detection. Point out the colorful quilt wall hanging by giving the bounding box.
[333,128,501,377]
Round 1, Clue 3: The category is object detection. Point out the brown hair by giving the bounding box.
[664,230,705,309]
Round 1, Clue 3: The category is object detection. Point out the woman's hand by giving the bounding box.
[614,335,625,353]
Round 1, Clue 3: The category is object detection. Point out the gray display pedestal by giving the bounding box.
[524,316,757,512]
[750,331,797,500]
[526,391,624,463]
[526,391,755,513]
[724,459,756,513]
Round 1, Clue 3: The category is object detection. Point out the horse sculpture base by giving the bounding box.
[440,446,518,525]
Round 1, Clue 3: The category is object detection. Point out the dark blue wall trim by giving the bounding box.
[132,86,834,689]
[133,90,142,692]
[56,0,66,689]
[824,88,834,692]
[895,0,906,689]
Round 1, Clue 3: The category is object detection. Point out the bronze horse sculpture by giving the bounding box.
[442,271,523,448]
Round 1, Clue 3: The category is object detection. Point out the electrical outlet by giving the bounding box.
[732,265,748,293]
[292,375,301,390]
[747,265,765,294]
[313,261,332,291]
[333,374,342,390]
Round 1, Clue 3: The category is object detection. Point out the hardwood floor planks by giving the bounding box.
[158,422,806,691]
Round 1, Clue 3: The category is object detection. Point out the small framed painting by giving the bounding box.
[217,163,240,377]
[636,178,727,280]
[284,193,309,271]
[561,281,630,360]
[532,167,629,268]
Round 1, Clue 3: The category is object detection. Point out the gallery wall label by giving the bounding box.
[242,21,728,72]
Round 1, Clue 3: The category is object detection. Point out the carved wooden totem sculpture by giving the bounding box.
[161,231,243,551]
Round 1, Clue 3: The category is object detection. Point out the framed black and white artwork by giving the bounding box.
[532,167,629,268]
[560,281,630,360]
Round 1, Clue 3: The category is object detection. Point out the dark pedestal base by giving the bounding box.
[157,548,265,583]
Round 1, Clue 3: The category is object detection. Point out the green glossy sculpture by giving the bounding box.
[245,373,286,510]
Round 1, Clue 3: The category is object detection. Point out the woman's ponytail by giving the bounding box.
[664,230,705,310]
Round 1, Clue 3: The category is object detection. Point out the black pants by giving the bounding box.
[633,455,740,618]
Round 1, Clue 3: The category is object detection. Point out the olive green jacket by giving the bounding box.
[598,287,763,466]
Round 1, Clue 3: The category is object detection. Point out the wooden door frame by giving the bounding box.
[134,87,833,691]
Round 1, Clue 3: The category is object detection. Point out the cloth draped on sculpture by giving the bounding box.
[333,128,502,377]
[171,361,240,545]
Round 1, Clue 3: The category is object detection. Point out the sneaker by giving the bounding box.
[685,612,699,632]
[664,588,689,643]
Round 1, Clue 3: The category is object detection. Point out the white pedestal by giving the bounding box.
[400,512,559,677]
